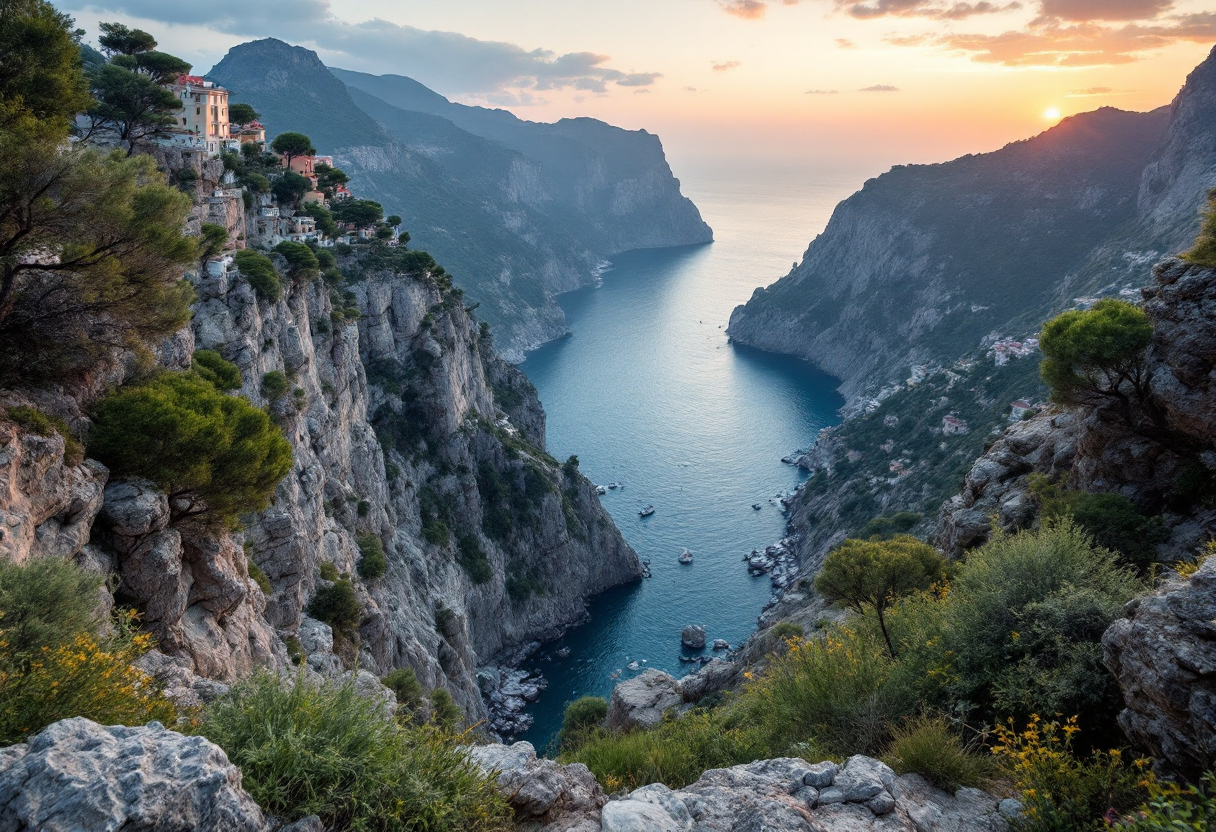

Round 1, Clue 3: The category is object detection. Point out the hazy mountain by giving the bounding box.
[208,40,711,360]
[725,47,1216,407]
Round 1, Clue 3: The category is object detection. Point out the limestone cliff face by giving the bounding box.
[0,193,640,726]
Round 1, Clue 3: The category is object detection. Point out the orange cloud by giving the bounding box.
[1037,0,1174,22]
[838,0,1022,18]
[712,60,743,70]
[722,0,768,18]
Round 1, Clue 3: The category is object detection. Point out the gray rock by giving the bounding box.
[277,817,323,832]
[465,741,605,829]
[803,760,839,788]
[817,786,846,805]
[100,479,170,540]
[0,717,265,832]
[678,658,736,703]
[834,756,895,802]
[866,791,897,815]
[998,798,1024,819]
[712,639,730,650]
[601,799,685,832]
[792,786,819,807]
[340,670,397,717]
[606,669,683,731]
[680,625,706,649]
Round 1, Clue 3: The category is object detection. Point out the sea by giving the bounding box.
[516,157,882,750]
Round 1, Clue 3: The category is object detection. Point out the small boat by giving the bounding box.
[752,503,762,510]
[679,548,693,565]
[639,505,655,517]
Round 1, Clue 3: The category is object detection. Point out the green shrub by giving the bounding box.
[1184,188,1216,268]
[307,579,361,634]
[197,672,510,832]
[992,715,1149,832]
[5,405,83,466]
[559,696,607,750]
[356,499,370,517]
[456,533,493,584]
[356,534,387,580]
[260,371,290,402]
[192,350,242,390]
[1122,772,1216,830]
[435,604,458,639]
[1029,475,1166,572]
[0,611,177,746]
[243,172,270,194]
[423,519,450,547]
[274,241,320,282]
[234,250,282,301]
[0,557,104,658]
[247,561,271,594]
[284,635,304,666]
[429,688,464,731]
[884,714,992,792]
[89,371,293,527]
[382,667,423,714]
[318,561,339,582]
[769,621,804,642]
[856,512,922,540]
[1040,299,1152,407]
[506,571,545,603]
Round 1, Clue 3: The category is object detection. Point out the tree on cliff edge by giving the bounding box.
[1039,299,1152,409]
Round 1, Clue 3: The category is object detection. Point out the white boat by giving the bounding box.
[678,548,693,565]
[639,505,655,517]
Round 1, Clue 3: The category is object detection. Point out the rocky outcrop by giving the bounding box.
[472,746,1011,832]
[1103,559,1216,781]
[467,741,605,832]
[0,718,266,832]
[606,669,685,732]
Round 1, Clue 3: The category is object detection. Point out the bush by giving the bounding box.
[318,561,339,582]
[89,371,293,527]
[234,250,281,301]
[423,519,450,547]
[284,635,304,666]
[356,533,387,580]
[274,241,320,282]
[992,715,1150,832]
[0,557,104,658]
[1040,299,1151,407]
[307,579,361,634]
[382,667,423,714]
[1029,476,1166,572]
[197,673,510,832]
[884,714,992,792]
[429,688,464,731]
[5,405,83,466]
[260,370,290,403]
[1122,772,1216,830]
[247,561,271,594]
[559,696,607,749]
[1183,188,1216,268]
[456,533,493,584]
[192,349,242,391]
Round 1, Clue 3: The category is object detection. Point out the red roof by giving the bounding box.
[177,75,206,84]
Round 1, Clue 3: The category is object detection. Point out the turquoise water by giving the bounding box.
[516,159,878,749]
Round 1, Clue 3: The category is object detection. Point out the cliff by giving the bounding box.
[208,39,712,362]
[727,48,1216,408]
[0,157,641,728]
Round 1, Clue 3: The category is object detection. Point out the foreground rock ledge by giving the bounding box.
[0,718,265,832]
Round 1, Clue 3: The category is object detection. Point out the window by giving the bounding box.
[196,107,201,115]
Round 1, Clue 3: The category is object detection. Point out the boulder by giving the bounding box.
[606,669,683,732]
[680,625,706,649]
[465,741,604,832]
[1103,558,1216,780]
[0,717,265,832]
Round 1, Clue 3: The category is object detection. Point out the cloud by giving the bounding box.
[836,0,1022,19]
[684,85,699,91]
[633,88,651,94]
[901,14,1216,66]
[835,37,857,47]
[805,88,841,93]
[59,0,662,97]
[1066,85,1132,95]
[1037,0,1174,22]
[860,83,900,90]
[712,60,742,71]
[721,0,769,18]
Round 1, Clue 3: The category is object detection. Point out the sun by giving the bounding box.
[1043,107,1062,121]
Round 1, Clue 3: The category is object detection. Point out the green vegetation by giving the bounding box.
[0,558,176,745]
[506,570,545,603]
[1029,475,1166,572]
[356,533,387,580]
[429,687,464,731]
[260,370,290,403]
[275,241,320,282]
[308,579,361,636]
[1122,773,1216,830]
[318,561,339,582]
[269,132,314,170]
[228,102,258,125]
[192,349,242,391]
[564,523,1141,793]
[884,715,992,792]
[423,519,451,547]
[271,171,310,208]
[1040,299,1152,408]
[333,198,384,228]
[381,667,423,714]
[197,672,510,832]
[234,250,281,301]
[88,371,293,527]
[1183,187,1216,268]
[456,533,493,584]
[85,23,187,151]
[247,561,271,594]
[814,534,949,657]
[559,696,607,749]
[856,511,921,540]
[197,223,230,268]
[5,405,83,465]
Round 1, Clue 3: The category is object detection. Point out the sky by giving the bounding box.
[56,0,1216,171]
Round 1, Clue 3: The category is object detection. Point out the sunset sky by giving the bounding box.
[57,0,1216,168]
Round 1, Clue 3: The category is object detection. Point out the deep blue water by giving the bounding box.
[516,160,877,750]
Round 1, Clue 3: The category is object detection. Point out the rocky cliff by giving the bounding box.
[208,39,711,362]
[728,47,1216,409]
[0,158,641,728]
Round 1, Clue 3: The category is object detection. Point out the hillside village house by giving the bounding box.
[171,75,233,155]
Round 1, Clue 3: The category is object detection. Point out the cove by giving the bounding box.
[516,161,874,748]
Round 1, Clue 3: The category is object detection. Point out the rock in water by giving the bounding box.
[0,717,265,832]
[606,669,683,732]
[681,624,707,649]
